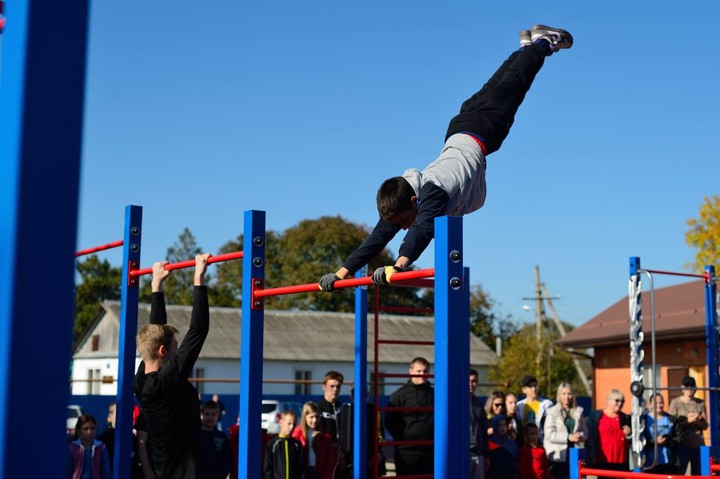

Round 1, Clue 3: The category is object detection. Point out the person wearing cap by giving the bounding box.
[516,375,553,445]
[668,375,707,475]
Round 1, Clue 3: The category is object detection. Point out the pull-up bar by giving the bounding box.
[75,239,124,257]
[641,268,712,282]
[253,268,435,298]
[128,251,244,277]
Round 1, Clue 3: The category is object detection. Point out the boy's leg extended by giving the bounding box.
[445,44,547,155]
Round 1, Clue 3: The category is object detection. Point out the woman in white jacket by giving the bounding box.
[543,382,588,479]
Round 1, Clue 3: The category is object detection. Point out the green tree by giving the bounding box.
[74,255,122,342]
[685,195,720,272]
[215,216,427,312]
[490,321,580,397]
[468,285,518,350]
[140,227,238,306]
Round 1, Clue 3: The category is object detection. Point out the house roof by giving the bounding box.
[556,280,709,349]
[74,301,498,366]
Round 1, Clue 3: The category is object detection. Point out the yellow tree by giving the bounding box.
[685,195,720,272]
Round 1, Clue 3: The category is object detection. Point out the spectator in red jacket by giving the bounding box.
[518,423,549,479]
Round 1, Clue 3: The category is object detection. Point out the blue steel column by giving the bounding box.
[354,268,368,479]
[115,206,143,479]
[434,216,469,478]
[704,265,718,459]
[239,210,266,479]
[0,1,89,478]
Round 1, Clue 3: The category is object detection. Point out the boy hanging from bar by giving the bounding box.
[319,25,573,291]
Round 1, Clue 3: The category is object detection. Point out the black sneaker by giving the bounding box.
[530,24,573,51]
[520,29,532,47]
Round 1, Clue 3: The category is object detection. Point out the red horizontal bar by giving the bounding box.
[75,240,124,257]
[129,251,244,277]
[254,268,434,298]
[642,268,709,280]
[377,339,434,346]
[579,466,708,478]
[392,278,435,288]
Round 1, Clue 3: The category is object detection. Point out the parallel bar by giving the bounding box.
[641,268,709,280]
[704,265,719,460]
[254,268,434,298]
[75,239,124,257]
[130,251,244,277]
[579,466,708,478]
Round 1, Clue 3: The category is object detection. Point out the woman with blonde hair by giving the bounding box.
[291,401,336,479]
[484,390,506,435]
[543,382,588,479]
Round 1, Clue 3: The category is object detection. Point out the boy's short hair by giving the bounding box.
[281,409,297,421]
[410,357,430,369]
[201,400,219,413]
[136,324,179,360]
[323,370,344,385]
[377,177,416,221]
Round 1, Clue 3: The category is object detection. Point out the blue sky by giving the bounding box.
[76,1,720,327]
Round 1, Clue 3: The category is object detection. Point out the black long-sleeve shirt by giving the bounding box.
[133,288,209,479]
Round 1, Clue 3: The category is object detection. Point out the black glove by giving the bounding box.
[318,273,341,292]
[371,266,402,286]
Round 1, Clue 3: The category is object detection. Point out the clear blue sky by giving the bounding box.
[77,1,720,327]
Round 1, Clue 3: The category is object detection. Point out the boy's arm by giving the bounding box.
[319,220,400,291]
[150,261,170,325]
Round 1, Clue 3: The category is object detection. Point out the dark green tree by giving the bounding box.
[468,285,518,350]
[215,216,427,312]
[74,255,122,342]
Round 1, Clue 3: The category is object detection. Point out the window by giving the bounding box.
[294,370,312,395]
[86,369,93,395]
[87,369,101,394]
[91,335,100,351]
[195,368,205,396]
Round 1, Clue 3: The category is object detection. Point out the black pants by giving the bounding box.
[549,459,569,479]
[446,44,547,155]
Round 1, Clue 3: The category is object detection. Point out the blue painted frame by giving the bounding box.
[0,1,89,476]
[353,268,368,479]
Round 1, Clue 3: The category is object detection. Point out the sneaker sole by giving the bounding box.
[531,24,573,49]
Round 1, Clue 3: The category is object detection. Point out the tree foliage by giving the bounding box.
[215,216,428,312]
[74,255,122,342]
[468,285,518,351]
[489,320,581,398]
[685,195,720,272]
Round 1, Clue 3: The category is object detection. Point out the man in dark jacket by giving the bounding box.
[469,369,489,479]
[384,357,434,475]
[317,370,346,478]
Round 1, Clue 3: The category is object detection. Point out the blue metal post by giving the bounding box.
[353,268,368,479]
[115,206,143,479]
[704,265,718,459]
[0,1,89,477]
[239,210,266,479]
[701,445,712,476]
[434,216,468,478]
[569,447,586,479]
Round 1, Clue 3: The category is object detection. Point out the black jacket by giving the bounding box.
[384,381,434,453]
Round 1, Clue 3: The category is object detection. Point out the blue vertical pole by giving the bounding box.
[0,1,89,477]
[701,445,712,476]
[704,265,718,459]
[434,216,468,478]
[354,268,368,479]
[115,206,143,479]
[239,210,266,479]
[569,447,585,479]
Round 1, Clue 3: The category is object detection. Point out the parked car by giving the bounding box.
[67,404,83,436]
[260,400,302,435]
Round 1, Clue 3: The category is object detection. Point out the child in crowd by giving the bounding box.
[199,400,232,479]
[264,410,305,479]
[487,415,519,479]
[292,401,336,479]
[519,423,550,479]
[67,414,112,479]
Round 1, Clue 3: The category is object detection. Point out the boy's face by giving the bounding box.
[410,361,429,385]
[388,203,417,230]
[202,408,219,430]
[323,379,342,402]
[279,414,295,436]
[522,381,539,401]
